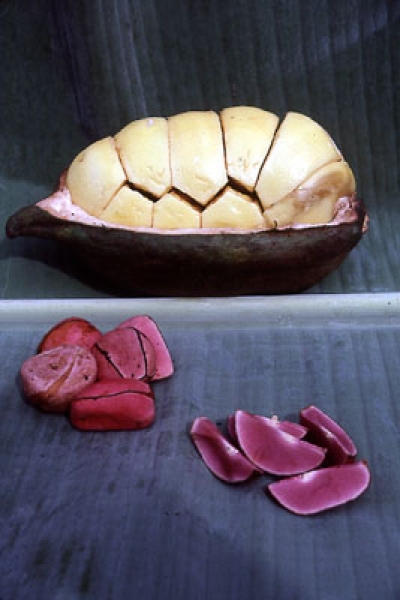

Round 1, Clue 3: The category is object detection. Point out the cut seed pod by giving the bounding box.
[235,410,326,476]
[37,317,101,352]
[300,404,357,465]
[117,315,174,380]
[70,379,155,431]
[267,461,371,515]
[190,417,261,483]
[20,345,97,413]
[93,327,156,381]
[6,107,368,296]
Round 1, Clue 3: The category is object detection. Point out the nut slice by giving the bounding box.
[115,117,171,198]
[66,137,126,217]
[221,106,279,192]
[256,112,342,209]
[169,111,227,206]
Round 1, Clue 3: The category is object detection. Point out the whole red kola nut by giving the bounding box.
[20,345,97,413]
[93,327,156,381]
[117,315,174,381]
[70,379,156,431]
[37,317,101,352]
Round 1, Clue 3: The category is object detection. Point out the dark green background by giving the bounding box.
[1,0,399,296]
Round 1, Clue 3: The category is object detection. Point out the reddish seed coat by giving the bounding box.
[117,315,174,380]
[76,378,153,399]
[93,327,156,381]
[37,317,101,352]
[20,345,97,413]
[70,379,155,431]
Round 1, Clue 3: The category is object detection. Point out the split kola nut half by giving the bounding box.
[63,107,355,230]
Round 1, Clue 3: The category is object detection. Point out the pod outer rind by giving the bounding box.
[6,196,367,296]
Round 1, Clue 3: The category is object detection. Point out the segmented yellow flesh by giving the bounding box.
[263,160,356,227]
[100,186,153,227]
[169,111,227,206]
[293,160,355,203]
[221,106,279,192]
[202,187,264,229]
[255,112,342,210]
[66,137,126,217]
[293,196,337,224]
[263,195,300,228]
[293,161,355,224]
[115,117,171,198]
[153,192,201,229]
[66,107,355,230]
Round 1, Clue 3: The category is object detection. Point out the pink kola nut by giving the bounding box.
[234,410,326,476]
[190,417,260,483]
[226,414,238,444]
[70,380,156,431]
[227,412,307,445]
[267,460,371,515]
[37,317,102,352]
[300,404,357,465]
[93,327,156,381]
[20,345,97,413]
[117,315,174,380]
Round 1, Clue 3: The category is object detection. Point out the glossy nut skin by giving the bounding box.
[37,317,101,352]
[267,461,371,515]
[300,404,357,465]
[70,379,156,431]
[234,410,326,476]
[92,327,156,381]
[117,315,174,380]
[190,417,261,483]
